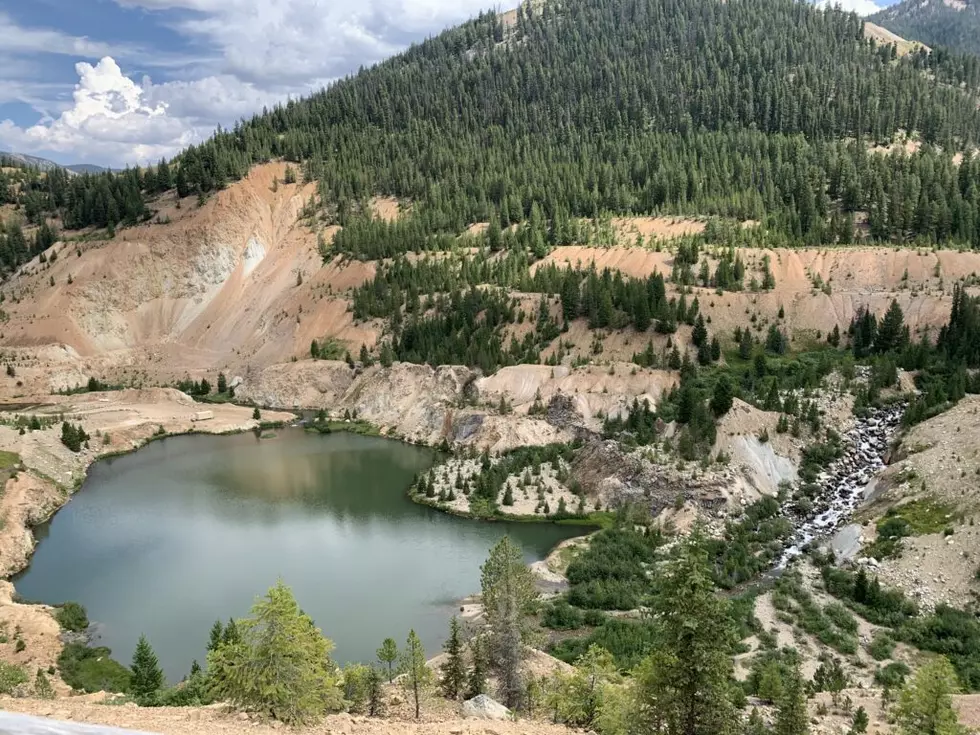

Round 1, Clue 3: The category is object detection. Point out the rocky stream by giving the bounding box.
[778,403,905,568]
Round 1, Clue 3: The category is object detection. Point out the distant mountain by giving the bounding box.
[65,163,110,175]
[870,0,980,56]
[0,152,65,173]
[0,152,110,176]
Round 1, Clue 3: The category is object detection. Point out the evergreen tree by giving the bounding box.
[775,662,809,735]
[401,629,433,719]
[377,637,399,683]
[222,618,240,645]
[634,527,739,735]
[367,666,385,716]
[692,315,708,348]
[208,581,344,724]
[440,616,468,700]
[466,636,489,699]
[739,329,754,360]
[876,299,908,354]
[895,657,966,735]
[710,375,735,417]
[131,634,164,704]
[481,537,536,709]
[851,706,869,734]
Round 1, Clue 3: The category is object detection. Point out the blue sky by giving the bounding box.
[0,0,898,168]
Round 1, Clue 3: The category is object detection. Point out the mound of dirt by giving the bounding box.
[868,394,980,609]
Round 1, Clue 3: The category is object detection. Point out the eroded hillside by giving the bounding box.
[2,162,979,403]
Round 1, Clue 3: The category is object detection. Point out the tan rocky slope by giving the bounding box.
[0,163,377,390]
[1,161,979,398]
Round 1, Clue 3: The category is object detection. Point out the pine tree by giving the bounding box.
[633,527,739,735]
[466,636,489,699]
[895,657,966,735]
[876,299,907,354]
[377,637,398,683]
[401,630,433,719]
[481,537,536,708]
[739,329,754,360]
[131,634,164,704]
[692,314,708,347]
[222,618,240,645]
[440,616,468,700]
[208,581,344,724]
[208,620,224,651]
[367,666,385,716]
[851,706,869,734]
[775,662,809,735]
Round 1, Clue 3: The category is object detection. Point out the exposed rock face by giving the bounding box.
[462,694,511,720]
[571,439,732,514]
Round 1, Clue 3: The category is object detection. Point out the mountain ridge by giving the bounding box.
[870,0,980,56]
[0,151,111,176]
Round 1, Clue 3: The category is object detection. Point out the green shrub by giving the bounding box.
[550,618,658,669]
[898,605,980,689]
[58,643,131,693]
[868,632,896,661]
[155,671,214,707]
[55,601,89,632]
[583,609,606,627]
[874,661,910,688]
[775,573,857,655]
[542,599,584,630]
[823,602,858,634]
[34,669,55,699]
[744,649,800,702]
[565,527,663,610]
[0,661,28,694]
[820,566,918,627]
[707,496,793,589]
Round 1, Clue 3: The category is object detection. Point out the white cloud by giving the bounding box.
[815,0,882,16]
[1,0,498,165]
[0,57,275,166]
[0,12,136,59]
[115,0,494,86]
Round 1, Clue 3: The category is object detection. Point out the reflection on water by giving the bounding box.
[15,430,582,681]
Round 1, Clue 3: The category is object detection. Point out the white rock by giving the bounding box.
[462,694,511,720]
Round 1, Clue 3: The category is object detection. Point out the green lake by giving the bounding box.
[15,430,583,681]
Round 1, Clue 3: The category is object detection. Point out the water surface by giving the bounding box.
[16,430,582,680]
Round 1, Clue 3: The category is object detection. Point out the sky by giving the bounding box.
[0,0,898,168]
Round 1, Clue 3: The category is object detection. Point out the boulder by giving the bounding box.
[462,694,511,720]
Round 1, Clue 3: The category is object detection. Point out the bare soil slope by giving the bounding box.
[0,163,376,390]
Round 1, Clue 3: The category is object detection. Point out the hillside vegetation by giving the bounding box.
[871,0,980,58]
[2,0,980,276]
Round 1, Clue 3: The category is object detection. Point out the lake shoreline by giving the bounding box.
[14,427,580,679]
[0,390,296,689]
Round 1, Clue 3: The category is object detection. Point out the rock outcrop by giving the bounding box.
[462,694,511,721]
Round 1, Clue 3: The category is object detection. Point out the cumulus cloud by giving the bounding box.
[3,0,496,165]
[0,57,276,166]
[815,0,882,16]
[116,0,494,86]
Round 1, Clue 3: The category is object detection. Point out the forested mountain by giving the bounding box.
[870,0,980,57]
[4,0,980,278]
